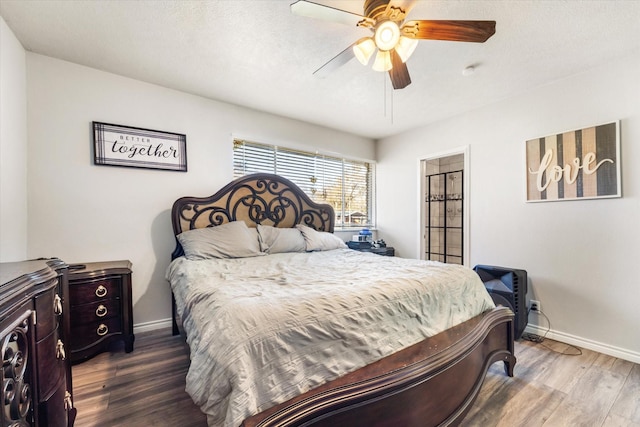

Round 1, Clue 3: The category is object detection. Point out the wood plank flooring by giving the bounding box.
[72,330,207,426]
[72,329,640,427]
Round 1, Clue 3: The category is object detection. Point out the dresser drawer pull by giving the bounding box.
[97,324,109,336]
[96,304,108,317]
[64,390,74,411]
[54,294,63,315]
[56,339,66,360]
[95,285,108,298]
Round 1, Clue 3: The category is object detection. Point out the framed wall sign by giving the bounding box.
[525,121,620,202]
[93,121,187,172]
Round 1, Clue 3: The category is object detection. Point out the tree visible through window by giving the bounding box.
[233,139,375,228]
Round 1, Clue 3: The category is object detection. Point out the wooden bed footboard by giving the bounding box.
[243,306,515,427]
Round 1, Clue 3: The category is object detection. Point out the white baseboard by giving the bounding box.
[524,324,640,364]
[133,318,173,334]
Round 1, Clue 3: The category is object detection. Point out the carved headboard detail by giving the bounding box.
[171,173,335,259]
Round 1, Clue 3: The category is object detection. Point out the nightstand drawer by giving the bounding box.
[71,299,121,324]
[69,277,121,304]
[70,317,122,350]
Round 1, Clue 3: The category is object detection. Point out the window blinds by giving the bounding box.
[233,139,374,228]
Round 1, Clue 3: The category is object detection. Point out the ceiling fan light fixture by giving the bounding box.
[372,49,392,72]
[395,36,419,63]
[374,20,400,51]
[353,37,376,65]
[290,0,498,90]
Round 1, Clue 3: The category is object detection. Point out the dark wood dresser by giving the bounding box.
[67,260,134,364]
[1,258,76,426]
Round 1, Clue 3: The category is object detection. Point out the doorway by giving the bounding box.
[419,148,469,265]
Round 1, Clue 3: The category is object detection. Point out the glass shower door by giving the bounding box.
[425,160,464,265]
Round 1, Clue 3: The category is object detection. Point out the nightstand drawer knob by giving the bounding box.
[95,285,108,298]
[56,339,66,360]
[97,324,109,336]
[54,294,63,315]
[95,305,108,317]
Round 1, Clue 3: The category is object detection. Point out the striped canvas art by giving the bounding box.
[526,121,620,202]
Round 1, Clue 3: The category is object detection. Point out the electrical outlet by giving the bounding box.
[530,300,541,313]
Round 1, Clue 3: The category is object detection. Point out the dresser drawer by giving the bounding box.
[71,299,120,325]
[37,327,66,399]
[69,277,121,304]
[37,379,72,427]
[34,289,56,340]
[34,283,62,340]
[70,317,122,350]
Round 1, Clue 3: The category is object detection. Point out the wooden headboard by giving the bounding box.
[170,173,335,259]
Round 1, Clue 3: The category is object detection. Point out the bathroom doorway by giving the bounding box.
[419,147,469,265]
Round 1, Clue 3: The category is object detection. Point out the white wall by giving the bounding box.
[0,17,28,261]
[25,53,374,329]
[377,52,640,362]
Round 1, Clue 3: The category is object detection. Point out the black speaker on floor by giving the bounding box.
[473,265,528,339]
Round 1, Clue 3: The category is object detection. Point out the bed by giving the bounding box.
[167,173,516,427]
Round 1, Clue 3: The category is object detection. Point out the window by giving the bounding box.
[233,139,375,229]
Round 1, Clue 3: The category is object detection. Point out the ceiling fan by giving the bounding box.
[290,0,496,89]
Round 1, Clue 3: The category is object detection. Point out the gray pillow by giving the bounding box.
[295,224,347,252]
[257,224,306,254]
[177,221,264,260]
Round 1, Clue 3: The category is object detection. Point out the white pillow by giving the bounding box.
[177,221,264,260]
[295,224,347,252]
[257,225,306,254]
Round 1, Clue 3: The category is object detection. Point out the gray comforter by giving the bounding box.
[166,249,494,427]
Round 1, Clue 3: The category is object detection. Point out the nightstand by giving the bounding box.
[347,241,395,256]
[67,260,134,363]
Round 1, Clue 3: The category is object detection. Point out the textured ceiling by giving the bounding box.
[2,0,639,139]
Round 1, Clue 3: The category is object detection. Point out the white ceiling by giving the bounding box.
[2,0,639,139]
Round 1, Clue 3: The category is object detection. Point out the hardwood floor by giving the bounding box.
[72,330,207,426]
[461,339,640,427]
[72,329,640,427]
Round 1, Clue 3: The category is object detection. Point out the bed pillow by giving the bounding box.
[256,224,306,254]
[177,221,264,260]
[295,224,347,252]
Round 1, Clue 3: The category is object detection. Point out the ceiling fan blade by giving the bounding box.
[385,0,416,20]
[389,49,411,89]
[313,44,356,78]
[402,20,496,42]
[291,0,368,27]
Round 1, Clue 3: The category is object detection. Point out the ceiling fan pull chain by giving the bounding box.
[384,73,388,119]
[383,74,394,124]
[383,73,386,117]
[390,77,394,125]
